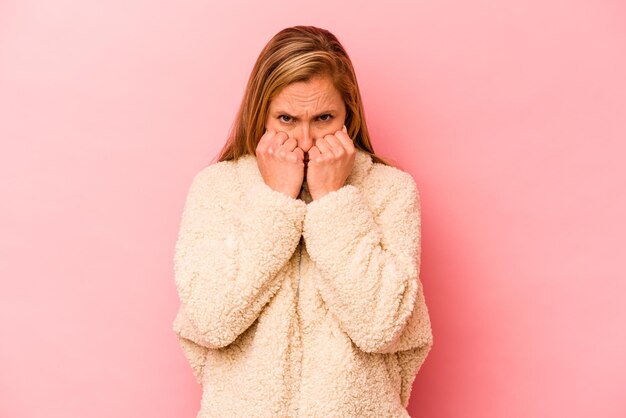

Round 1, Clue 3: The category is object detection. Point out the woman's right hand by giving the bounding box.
[255,129,304,199]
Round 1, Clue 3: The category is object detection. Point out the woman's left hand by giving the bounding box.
[306,124,356,201]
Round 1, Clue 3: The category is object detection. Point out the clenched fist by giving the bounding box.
[305,124,355,200]
[256,129,305,199]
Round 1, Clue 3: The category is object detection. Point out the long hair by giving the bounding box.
[215,25,392,167]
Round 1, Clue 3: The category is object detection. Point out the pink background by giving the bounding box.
[1,0,625,417]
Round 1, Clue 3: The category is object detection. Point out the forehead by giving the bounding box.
[270,75,342,109]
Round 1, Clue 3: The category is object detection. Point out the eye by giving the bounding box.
[278,114,333,123]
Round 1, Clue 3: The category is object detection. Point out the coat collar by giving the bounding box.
[235,147,374,191]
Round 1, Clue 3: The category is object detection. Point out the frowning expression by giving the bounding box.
[265,74,347,167]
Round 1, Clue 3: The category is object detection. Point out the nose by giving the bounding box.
[294,125,314,153]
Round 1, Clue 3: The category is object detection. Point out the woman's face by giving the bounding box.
[265,74,347,155]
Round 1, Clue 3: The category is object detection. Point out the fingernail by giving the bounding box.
[342,124,347,132]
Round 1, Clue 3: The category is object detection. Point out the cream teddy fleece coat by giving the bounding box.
[172,148,434,417]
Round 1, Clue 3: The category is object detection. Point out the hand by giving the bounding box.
[256,129,305,199]
[306,125,355,201]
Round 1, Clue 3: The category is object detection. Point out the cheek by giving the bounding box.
[265,119,285,132]
[265,114,277,128]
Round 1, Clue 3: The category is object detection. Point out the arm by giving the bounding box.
[394,277,434,407]
[302,169,433,355]
[172,306,209,385]
[173,162,307,350]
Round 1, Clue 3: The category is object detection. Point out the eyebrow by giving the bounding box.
[272,109,337,119]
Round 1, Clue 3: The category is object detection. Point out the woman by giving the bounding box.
[172,25,434,417]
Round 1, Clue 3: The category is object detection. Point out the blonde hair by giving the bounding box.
[216,25,392,167]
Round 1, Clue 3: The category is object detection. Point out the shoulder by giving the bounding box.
[362,160,420,207]
[185,159,241,201]
[192,159,236,184]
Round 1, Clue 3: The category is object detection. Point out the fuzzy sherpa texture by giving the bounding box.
[172,148,434,417]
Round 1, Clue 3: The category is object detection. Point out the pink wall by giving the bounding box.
[1,1,625,417]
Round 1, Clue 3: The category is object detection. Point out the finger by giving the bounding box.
[334,127,353,148]
[281,137,298,151]
[267,131,289,157]
[277,138,298,163]
[293,147,305,162]
[258,128,273,149]
[308,146,321,160]
[324,134,347,156]
[315,135,334,156]
[324,132,345,154]
[272,130,289,146]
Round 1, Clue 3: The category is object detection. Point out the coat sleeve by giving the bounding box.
[302,169,433,357]
[172,306,209,385]
[393,272,434,407]
[172,162,307,352]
